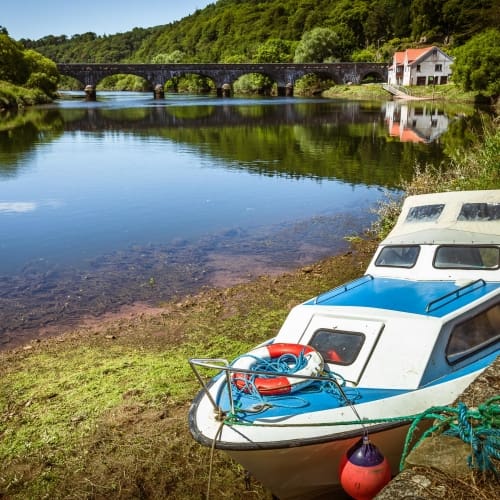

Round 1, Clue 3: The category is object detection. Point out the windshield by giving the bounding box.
[375,245,420,268]
[434,246,500,269]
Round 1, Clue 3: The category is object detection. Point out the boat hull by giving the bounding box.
[227,423,412,499]
[189,358,495,499]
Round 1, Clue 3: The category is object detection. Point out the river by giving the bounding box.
[0,92,481,346]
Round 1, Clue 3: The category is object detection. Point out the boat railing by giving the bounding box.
[314,274,374,304]
[425,278,486,313]
[188,357,353,418]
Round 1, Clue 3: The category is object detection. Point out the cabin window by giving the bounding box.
[406,203,444,222]
[435,64,442,72]
[446,304,500,364]
[434,245,500,269]
[310,329,365,365]
[458,202,500,221]
[375,245,420,268]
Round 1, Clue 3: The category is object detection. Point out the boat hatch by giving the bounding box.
[302,316,384,385]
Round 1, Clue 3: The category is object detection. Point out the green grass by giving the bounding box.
[0,81,53,109]
[0,247,369,499]
[323,83,391,100]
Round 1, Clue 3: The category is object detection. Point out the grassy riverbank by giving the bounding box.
[0,114,498,499]
[0,81,54,109]
[323,82,495,104]
[0,245,376,499]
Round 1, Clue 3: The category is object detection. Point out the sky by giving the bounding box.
[2,0,215,40]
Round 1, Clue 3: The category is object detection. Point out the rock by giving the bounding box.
[404,435,472,477]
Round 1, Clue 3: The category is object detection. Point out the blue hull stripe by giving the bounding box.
[218,352,498,423]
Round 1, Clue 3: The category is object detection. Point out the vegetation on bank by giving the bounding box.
[1,113,499,498]
[0,81,53,109]
[0,32,59,109]
[20,0,498,65]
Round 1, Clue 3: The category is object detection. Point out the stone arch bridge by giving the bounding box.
[57,62,388,99]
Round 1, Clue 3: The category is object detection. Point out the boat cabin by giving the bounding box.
[273,190,500,391]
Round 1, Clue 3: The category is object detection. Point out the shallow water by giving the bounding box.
[0,92,473,344]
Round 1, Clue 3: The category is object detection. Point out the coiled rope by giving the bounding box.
[231,350,310,396]
[230,350,359,410]
[400,395,500,474]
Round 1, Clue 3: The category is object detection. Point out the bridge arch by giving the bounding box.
[56,63,389,99]
[359,69,386,83]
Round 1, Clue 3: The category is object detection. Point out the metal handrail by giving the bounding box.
[425,278,486,313]
[314,274,374,304]
[188,357,354,418]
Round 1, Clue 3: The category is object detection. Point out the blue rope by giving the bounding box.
[443,398,500,475]
[230,350,312,410]
[230,350,360,410]
[400,396,500,475]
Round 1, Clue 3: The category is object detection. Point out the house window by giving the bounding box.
[435,64,442,72]
[440,76,447,84]
[416,76,426,85]
[416,64,421,72]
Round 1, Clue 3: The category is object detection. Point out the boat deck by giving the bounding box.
[306,276,499,317]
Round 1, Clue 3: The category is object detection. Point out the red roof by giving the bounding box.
[393,51,405,65]
[392,46,436,68]
[405,47,434,64]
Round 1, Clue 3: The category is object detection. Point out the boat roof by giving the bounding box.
[307,276,500,318]
[382,190,500,245]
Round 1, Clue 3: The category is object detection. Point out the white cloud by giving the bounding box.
[0,202,37,213]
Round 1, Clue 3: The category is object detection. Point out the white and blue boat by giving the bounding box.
[189,189,500,499]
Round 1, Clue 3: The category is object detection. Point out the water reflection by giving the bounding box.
[1,97,455,187]
[385,101,450,143]
[0,93,482,346]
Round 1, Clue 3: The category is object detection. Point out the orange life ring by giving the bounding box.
[231,343,324,395]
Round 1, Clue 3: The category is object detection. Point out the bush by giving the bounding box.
[452,29,500,97]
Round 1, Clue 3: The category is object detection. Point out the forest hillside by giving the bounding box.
[20,0,500,64]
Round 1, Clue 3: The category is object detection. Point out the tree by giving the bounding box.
[452,29,500,96]
[23,49,59,95]
[351,48,377,62]
[411,0,444,41]
[294,27,348,63]
[0,34,28,83]
[152,50,186,63]
[253,38,294,63]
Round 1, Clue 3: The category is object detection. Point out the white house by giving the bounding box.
[388,46,453,86]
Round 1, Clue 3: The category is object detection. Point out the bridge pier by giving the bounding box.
[84,85,96,101]
[154,84,165,99]
[217,83,232,98]
[277,83,293,97]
